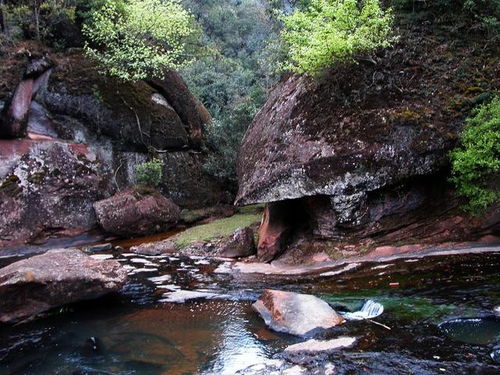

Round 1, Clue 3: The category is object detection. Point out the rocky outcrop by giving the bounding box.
[236,18,500,260]
[0,45,225,250]
[0,140,104,249]
[252,290,344,336]
[0,249,127,324]
[217,227,256,258]
[94,189,181,237]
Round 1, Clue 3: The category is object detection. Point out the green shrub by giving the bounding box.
[280,0,395,74]
[83,0,195,81]
[450,96,500,213]
[134,158,164,188]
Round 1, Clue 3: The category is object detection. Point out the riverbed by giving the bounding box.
[0,245,499,374]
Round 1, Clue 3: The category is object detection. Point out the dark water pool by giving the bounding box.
[1,248,499,374]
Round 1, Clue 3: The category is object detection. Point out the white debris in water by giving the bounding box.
[343,300,384,321]
[404,259,419,263]
[324,363,336,375]
[129,258,157,267]
[122,253,136,257]
[159,290,229,303]
[214,262,233,274]
[156,284,181,291]
[320,263,360,277]
[129,268,158,275]
[89,254,114,260]
[370,264,394,270]
[194,259,210,265]
[284,337,357,353]
[168,257,179,261]
[147,275,172,283]
[494,305,500,316]
[144,255,168,259]
[122,265,135,270]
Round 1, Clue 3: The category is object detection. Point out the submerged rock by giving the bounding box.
[252,290,344,336]
[94,188,181,237]
[0,249,127,323]
[217,227,256,258]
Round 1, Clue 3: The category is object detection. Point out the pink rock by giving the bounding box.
[253,289,345,336]
[94,189,181,237]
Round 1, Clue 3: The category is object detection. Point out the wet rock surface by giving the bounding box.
[252,289,345,336]
[94,188,181,237]
[0,249,127,324]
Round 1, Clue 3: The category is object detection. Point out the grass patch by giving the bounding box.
[174,205,263,248]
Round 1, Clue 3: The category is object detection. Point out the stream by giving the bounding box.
[0,241,499,375]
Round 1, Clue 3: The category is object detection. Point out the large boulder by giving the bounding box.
[0,140,104,250]
[236,21,500,258]
[252,290,344,336]
[0,249,127,323]
[94,188,181,237]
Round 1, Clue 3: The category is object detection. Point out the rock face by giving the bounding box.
[217,227,256,258]
[94,188,181,237]
[0,140,103,249]
[236,21,500,260]
[252,290,344,336]
[0,249,127,324]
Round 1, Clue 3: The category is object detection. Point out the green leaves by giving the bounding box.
[135,158,164,188]
[450,96,500,213]
[83,0,195,81]
[280,0,395,74]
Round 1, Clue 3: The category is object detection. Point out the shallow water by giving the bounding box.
[1,247,499,374]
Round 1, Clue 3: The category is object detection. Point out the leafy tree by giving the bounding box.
[450,96,500,213]
[280,0,394,74]
[83,0,195,81]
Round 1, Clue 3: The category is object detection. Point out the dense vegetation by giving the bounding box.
[280,0,394,74]
[451,97,500,213]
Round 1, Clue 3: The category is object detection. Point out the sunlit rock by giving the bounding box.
[252,290,344,336]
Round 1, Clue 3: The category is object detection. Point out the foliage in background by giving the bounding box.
[83,0,195,81]
[179,0,283,188]
[450,96,500,214]
[134,158,164,188]
[280,0,394,74]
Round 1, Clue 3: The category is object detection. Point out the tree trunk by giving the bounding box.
[0,0,5,33]
[33,0,41,40]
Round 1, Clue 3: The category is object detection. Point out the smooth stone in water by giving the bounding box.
[252,290,345,336]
